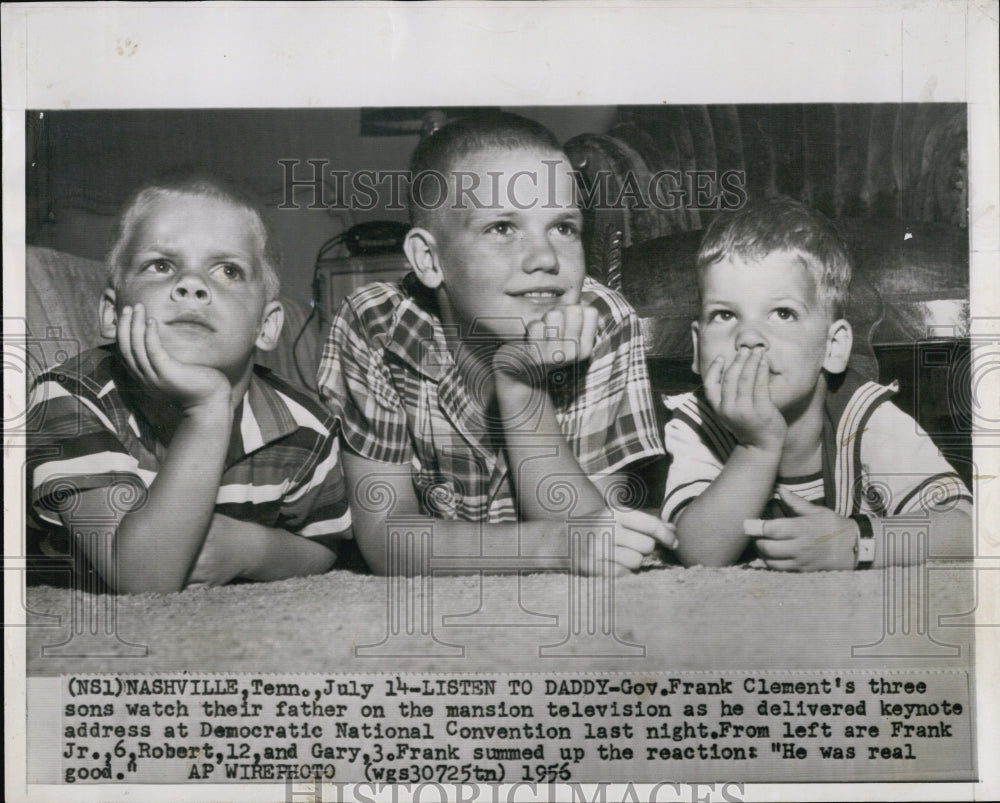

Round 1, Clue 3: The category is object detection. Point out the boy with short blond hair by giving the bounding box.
[28,168,351,593]
[318,113,673,575]
[662,196,971,569]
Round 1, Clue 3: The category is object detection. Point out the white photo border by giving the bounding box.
[4,2,998,802]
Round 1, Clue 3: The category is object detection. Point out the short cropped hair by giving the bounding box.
[696,196,852,317]
[407,112,565,228]
[106,167,282,301]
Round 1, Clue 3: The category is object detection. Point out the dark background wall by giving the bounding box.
[25,107,617,303]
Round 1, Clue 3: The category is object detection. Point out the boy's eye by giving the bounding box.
[707,309,734,323]
[554,221,581,238]
[773,307,798,321]
[484,221,514,236]
[218,263,245,281]
[141,259,173,274]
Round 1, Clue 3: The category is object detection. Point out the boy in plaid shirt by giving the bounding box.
[318,113,673,575]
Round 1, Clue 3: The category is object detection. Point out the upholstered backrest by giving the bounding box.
[612,218,968,389]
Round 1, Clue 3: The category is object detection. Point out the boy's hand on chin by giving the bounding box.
[704,347,786,453]
[494,304,599,384]
[747,489,857,571]
[117,303,232,412]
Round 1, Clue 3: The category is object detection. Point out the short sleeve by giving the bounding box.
[275,428,353,544]
[317,293,412,465]
[660,397,727,523]
[27,373,146,529]
[562,282,665,477]
[859,402,972,516]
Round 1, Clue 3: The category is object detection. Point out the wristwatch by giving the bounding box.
[851,513,876,569]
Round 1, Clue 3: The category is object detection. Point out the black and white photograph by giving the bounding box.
[4,3,998,802]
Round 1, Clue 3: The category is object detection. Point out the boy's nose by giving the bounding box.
[734,322,767,351]
[171,272,211,302]
[523,236,559,273]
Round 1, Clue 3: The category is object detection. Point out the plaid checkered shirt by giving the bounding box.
[318,274,665,523]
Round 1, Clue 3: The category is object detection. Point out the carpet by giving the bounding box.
[25,563,975,676]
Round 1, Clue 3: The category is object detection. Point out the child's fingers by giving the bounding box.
[736,347,762,400]
[540,307,565,339]
[130,304,157,381]
[611,544,648,572]
[616,509,674,546]
[753,536,798,561]
[560,304,583,341]
[578,305,599,360]
[525,318,545,341]
[743,518,797,540]
[777,486,823,516]
[142,318,174,378]
[656,521,679,551]
[752,351,772,410]
[116,305,138,375]
[559,305,583,362]
[702,356,725,408]
[720,348,750,405]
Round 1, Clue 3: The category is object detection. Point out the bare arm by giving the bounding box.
[494,305,675,569]
[70,303,236,593]
[69,397,230,594]
[341,451,565,576]
[186,515,337,587]
[674,444,781,567]
[674,348,787,567]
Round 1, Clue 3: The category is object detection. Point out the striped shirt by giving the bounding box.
[28,345,352,552]
[318,275,665,523]
[661,370,971,525]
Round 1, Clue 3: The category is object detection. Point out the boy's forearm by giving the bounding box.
[675,444,781,567]
[495,380,606,520]
[113,405,231,593]
[232,520,338,581]
[356,515,567,576]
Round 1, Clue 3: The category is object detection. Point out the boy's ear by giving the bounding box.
[254,300,285,353]
[99,288,118,340]
[690,320,702,375]
[823,318,853,374]
[403,227,443,289]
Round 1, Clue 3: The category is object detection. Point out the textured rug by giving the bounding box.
[25,563,975,676]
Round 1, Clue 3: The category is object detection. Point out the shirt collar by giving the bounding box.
[383,275,457,382]
[226,368,303,463]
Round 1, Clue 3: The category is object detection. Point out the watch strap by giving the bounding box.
[851,513,876,569]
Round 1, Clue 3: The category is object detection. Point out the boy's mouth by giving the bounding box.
[166,312,216,331]
[508,287,565,301]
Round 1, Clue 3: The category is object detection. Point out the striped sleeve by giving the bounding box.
[27,371,148,528]
[660,393,733,523]
[317,286,413,465]
[858,402,972,516]
[276,432,353,542]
